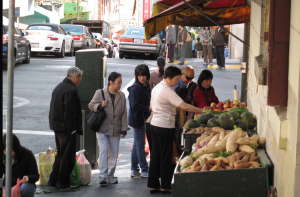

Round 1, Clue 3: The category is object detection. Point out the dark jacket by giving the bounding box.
[49,78,83,135]
[214,27,226,47]
[2,146,39,186]
[177,28,187,43]
[194,41,203,51]
[128,81,151,129]
[193,86,219,108]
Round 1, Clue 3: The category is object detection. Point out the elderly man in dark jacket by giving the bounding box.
[2,134,39,197]
[214,26,226,70]
[48,67,83,189]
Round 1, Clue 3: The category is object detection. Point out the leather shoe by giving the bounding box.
[150,189,161,194]
[161,190,172,194]
[48,182,56,187]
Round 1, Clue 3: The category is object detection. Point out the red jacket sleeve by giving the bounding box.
[211,87,219,104]
[193,88,208,108]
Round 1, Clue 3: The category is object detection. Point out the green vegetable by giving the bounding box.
[241,111,257,130]
[197,113,215,125]
[203,110,228,115]
[212,151,232,158]
[207,118,220,128]
[218,113,235,130]
[189,119,200,129]
[228,107,248,115]
[223,99,230,103]
[250,144,258,149]
[234,125,238,130]
[182,163,189,170]
[235,119,248,131]
[228,111,241,121]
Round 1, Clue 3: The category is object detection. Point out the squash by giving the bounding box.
[197,113,215,125]
[184,119,200,130]
[218,113,235,130]
[241,111,257,130]
[215,115,220,119]
[207,118,220,128]
[200,124,207,127]
[228,107,248,115]
[235,119,248,131]
[228,111,241,121]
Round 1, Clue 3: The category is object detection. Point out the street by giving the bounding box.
[2,54,241,179]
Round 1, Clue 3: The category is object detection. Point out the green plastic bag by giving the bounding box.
[70,160,81,187]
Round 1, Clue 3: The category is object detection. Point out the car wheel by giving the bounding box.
[22,48,31,64]
[56,42,65,58]
[119,53,124,59]
[67,42,74,57]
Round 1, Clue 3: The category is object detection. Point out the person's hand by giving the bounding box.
[149,106,152,112]
[120,134,126,138]
[213,46,215,48]
[181,42,184,46]
[22,176,29,184]
[166,41,169,44]
[175,44,178,48]
[101,100,108,107]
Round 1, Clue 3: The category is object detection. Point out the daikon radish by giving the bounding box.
[226,128,243,152]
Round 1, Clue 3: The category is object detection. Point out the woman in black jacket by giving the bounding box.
[2,134,39,197]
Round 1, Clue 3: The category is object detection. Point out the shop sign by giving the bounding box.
[143,0,150,21]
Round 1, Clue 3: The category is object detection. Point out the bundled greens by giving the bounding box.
[212,151,232,158]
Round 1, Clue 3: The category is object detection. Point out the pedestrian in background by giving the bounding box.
[200,27,213,66]
[214,26,226,70]
[176,25,188,66]
[2,134,39,197]
[128,64,151,178]
[166,24,176,63]
[147,66,203,194]
[195,37,203,59]
[48,67,83,189]
[149,57,166,90]
[88,72,129,185]
[192,39,196,58]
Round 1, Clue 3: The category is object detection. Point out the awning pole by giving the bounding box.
[181,0,249,47]
[6,0,16,196]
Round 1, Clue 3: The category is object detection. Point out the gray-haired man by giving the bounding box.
[48,67,83,189]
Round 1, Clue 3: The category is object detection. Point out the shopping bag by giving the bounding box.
[76,150,91,185]
[3,178,22,197]
[70,160,81,187]
[130,136,150,155]
[38,149,56,185]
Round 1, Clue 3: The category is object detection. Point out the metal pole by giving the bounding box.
[241,23,250,102]
[6,0,15,196]
[80,110,85,150]
[77,0,79,20]
[181,0,249,47]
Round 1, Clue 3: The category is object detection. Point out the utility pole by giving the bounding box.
[77,0,79,20]
[6,0,16,196]
[241,23,250,102]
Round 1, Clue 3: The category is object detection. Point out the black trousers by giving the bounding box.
[49,131,76,187]
[145,122,152,154]
[147,125,174,190]
[216,46,225,67]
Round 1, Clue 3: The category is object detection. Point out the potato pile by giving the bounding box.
[181,152,262,172]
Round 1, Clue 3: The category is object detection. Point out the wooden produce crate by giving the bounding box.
[172,149,271,197]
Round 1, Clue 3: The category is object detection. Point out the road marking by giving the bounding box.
[31,59,75,62]
[208,65,241,69]
[3,129,54,135]
[3,96,30,108]
[121,77,135,98]
[167,60,189,65]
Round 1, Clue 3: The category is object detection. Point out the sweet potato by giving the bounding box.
[249,161,262,167]
[238,145,255,155]
[207,163,214,170]
[235,152,247,160]
[249,156,260,162]
[207,159,216,165]
[217,158,223,166]
[196,165,203,171]
[201,164,209,171]
[238,154,249,164]
[196,134,209,143]
[187,167,197,172]
[235,162,252,169]
[258,137,266,147]
[211,127,226,134]
[218,166,225,170]
[225,166,233,170]
[229,153,236,168]
[197,154,214,162]
[226,128,243,152]
[219,131,225,141]
[236,136,258,145]
[210,165,219,171]
[194,144,226,157]
[222,158,230,164]
[191,160,200,168]
[215,131,233,146]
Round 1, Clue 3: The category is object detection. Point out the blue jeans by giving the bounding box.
[131,128,149,173]
[4,183,36,197]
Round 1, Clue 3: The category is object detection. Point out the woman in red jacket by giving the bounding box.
[193,70,219,108]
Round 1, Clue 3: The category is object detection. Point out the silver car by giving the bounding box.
[119,27,163,59]
[61,24,97,52]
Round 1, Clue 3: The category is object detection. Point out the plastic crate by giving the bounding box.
[183,132,202,151]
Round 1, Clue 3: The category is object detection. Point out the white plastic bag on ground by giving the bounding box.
[76,150,91,185]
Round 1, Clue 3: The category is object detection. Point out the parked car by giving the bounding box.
[118,27,163,59]
[103,38,114,58]
[61,24,97,52]
[92,32,106,48]
[2,21,31,69]
[24,23,74,58]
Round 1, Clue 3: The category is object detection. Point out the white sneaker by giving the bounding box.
[131,170,141,177]
[141,172,149,178]
[209,63,213,66]
[107,177,118,184]
[99,177,107,185]
[221,67,226,70]
[216,66,221,70]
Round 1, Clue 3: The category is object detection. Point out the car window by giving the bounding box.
[88,29,94,38]
[86,28,91,37]
[27,26,52,31]
[3,25,8,34]
[61,25,83,33]
[125,28,144,36]
[15,27,22,35]
[59,26,66,35]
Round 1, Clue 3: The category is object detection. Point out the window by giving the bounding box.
[15,27,22,35]
[125,28,144,36]
[27,25,52,31]
[61,25,83,33]
[58,26,66,35]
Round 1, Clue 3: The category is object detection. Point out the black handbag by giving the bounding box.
[86,89,107,132]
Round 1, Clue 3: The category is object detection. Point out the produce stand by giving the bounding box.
[172,149,271,197]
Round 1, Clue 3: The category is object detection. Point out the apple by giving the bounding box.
[219,102,224,106]
[219,109,224,111]
[209,107,213,110]
[216,104,219,108]
[233,100,239,106]
[237,105,241,107]
[213,107,217,110]
[232,105,238,108]
[230,103,233,108]
[223,104,229,109]
[226,101,231,106]
[241,102,247,107]
[211,102,217,108]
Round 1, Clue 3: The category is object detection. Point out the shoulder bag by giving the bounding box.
[185,31,192,43]
[86,90,107,132]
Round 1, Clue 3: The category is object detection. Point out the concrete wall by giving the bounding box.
[228,24,244,60]
[248,0,300,196]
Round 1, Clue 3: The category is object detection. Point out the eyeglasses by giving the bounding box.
[184,73,194,81]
